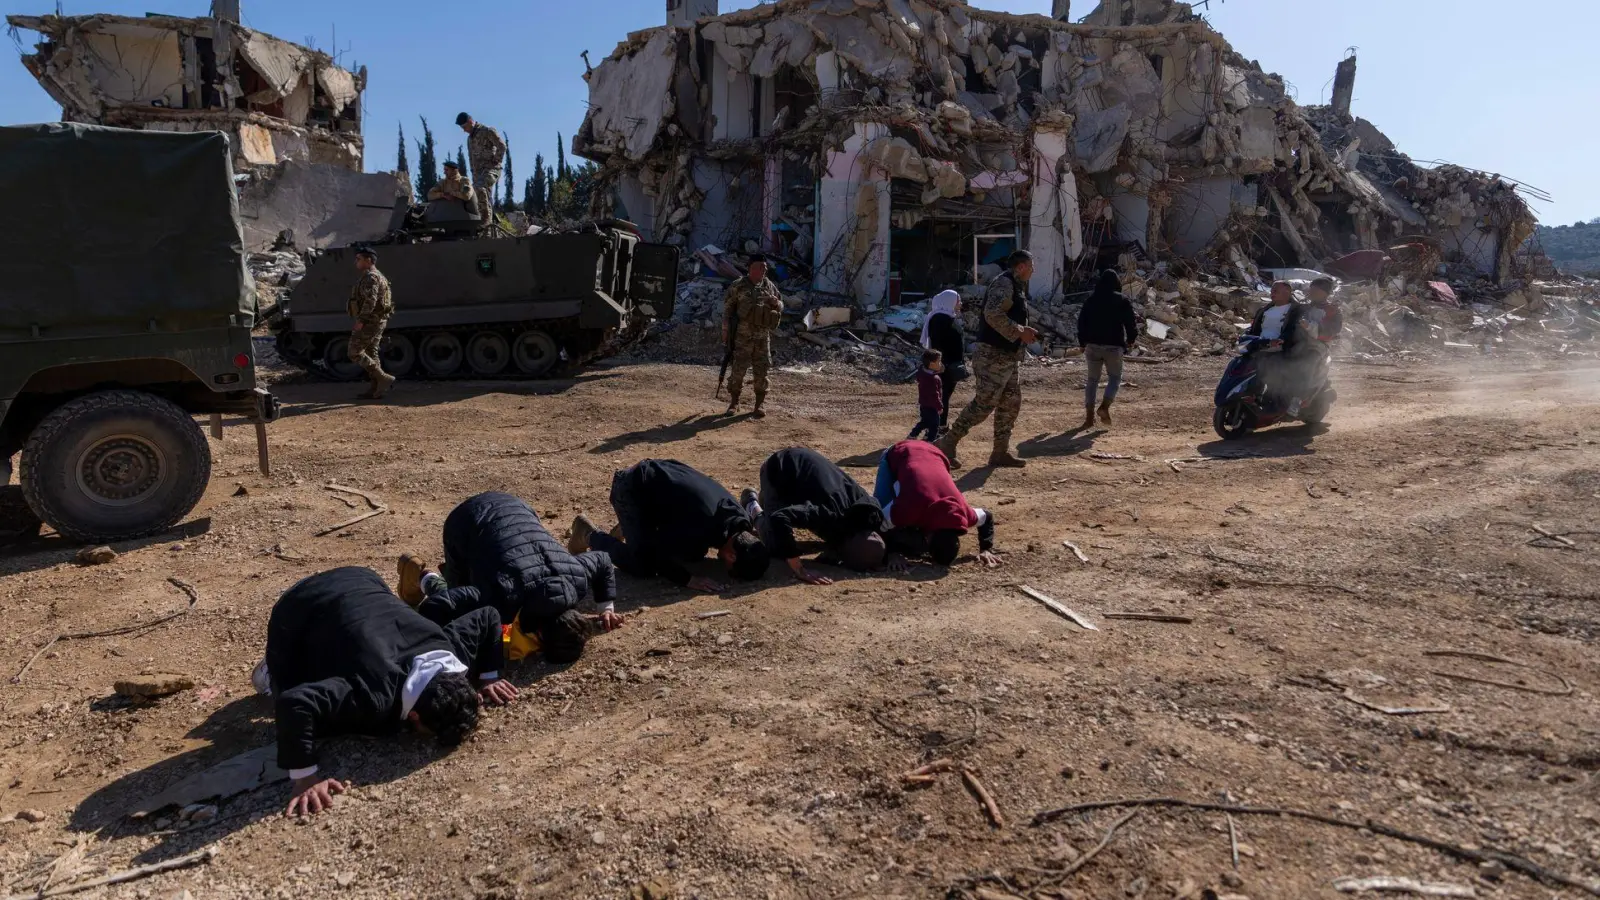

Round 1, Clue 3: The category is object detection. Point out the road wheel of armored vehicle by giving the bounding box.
[513,330,559,376]
[419,332,464,376]
[20,390,211,544]
[381,334,417,377]
[467,332,511,376]
[321,337,364,381]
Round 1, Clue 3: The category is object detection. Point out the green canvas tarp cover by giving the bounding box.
[0,123,251,340]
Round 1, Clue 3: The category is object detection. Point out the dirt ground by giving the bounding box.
[2,351,1598,900]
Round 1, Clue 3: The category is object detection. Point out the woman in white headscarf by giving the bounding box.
[921,290,966,428]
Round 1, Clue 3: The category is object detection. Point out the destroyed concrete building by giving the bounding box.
[7,3,405,253]
[7,5,365,169]
[574,0,1539,325]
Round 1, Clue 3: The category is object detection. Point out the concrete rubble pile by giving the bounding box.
[582,0,1581,367]
[7,5,406,253]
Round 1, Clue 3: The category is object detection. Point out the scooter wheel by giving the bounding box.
[1213,402,1255,440]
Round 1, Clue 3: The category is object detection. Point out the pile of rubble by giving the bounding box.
[248,248,307,319]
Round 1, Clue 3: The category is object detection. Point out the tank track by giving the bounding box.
[274,315,652,382]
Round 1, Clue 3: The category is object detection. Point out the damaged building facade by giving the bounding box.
[6,4,406,252]
[575,0,1537,319]
[7,5,365,170]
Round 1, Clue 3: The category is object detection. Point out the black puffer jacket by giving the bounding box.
[442,492,616,629]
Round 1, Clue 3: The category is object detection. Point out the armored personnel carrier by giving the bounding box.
[269,201,678,379]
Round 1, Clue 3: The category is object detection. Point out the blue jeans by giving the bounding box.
[873,454,895,509]
[1084,344,1124,408]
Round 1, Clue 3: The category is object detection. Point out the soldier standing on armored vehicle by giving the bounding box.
[349,249,396,399]
[721,255,784,419]
[457,112,506,228]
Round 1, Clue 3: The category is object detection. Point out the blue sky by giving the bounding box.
[3,0,1594,223]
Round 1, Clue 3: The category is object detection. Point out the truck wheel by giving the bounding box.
[513,330,559,376]
[20,390,211,543]
[419,332,464,376]
[381,334,417,377]
[321,337,365,381]
[467,332,511,375]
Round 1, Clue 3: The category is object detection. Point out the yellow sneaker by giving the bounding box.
[397,553,427,606]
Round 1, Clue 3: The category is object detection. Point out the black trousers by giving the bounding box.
[908,406,942,440]
[588,468,652,576]
[938,371,959,426]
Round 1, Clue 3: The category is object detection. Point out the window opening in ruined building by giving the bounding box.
[195,37,221,109]
[772,65,816,129]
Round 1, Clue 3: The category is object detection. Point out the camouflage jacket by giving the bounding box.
[978,271,1030,359]
[468,125,507,181]
[722,276,784,341]
[428,175,475,202]
[348,269,393,324]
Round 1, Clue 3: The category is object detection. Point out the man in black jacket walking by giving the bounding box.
[743,447,890,585]
[568,459,770,593]
[1076,269,1141,429]
[259,567,516,817]
[398,492,622,665]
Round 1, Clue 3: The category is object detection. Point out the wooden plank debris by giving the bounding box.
[1017,586,1098,631]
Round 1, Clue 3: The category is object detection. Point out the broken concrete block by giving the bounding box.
[115,673,196,701]
[75,546,117,566]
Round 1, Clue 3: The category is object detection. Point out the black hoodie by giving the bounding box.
[1077,270,1140,349]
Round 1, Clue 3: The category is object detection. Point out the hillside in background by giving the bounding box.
[1535,219,1600,275]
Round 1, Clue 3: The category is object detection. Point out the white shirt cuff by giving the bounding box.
[478,671,499,682]
[289,765,319,780]
[974,508,991,526]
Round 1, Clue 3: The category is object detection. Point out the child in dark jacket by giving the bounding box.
[908,349,945,441]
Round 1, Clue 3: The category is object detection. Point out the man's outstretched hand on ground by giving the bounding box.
[287,776,347,817]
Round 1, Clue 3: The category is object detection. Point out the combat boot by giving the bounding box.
[934,433,964,469]
[397,553,428,606]
[989,448,1027,469]
[373,372,396,399]
[1080,406,1097,431]
[1097,399,1113,426]
[568,514,598,555]
[752,393,767,419]
[724,393,741,417]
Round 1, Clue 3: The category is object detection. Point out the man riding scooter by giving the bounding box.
[1245,281,1317,416]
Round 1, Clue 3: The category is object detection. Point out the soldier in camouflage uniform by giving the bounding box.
[722,255,785,419]
[348,248,396,400]
[457,112,507,228]
[935,251,1040,469]
[428,159,476,211]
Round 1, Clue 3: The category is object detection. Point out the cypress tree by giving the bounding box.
[396,122,409,176]
[502,140,515,210]
[556,133,568,182]
[530,153,547,214]
[414,116,439,200]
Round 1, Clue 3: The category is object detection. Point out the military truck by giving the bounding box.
[269,203,679,379]
[0,124,278,544]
